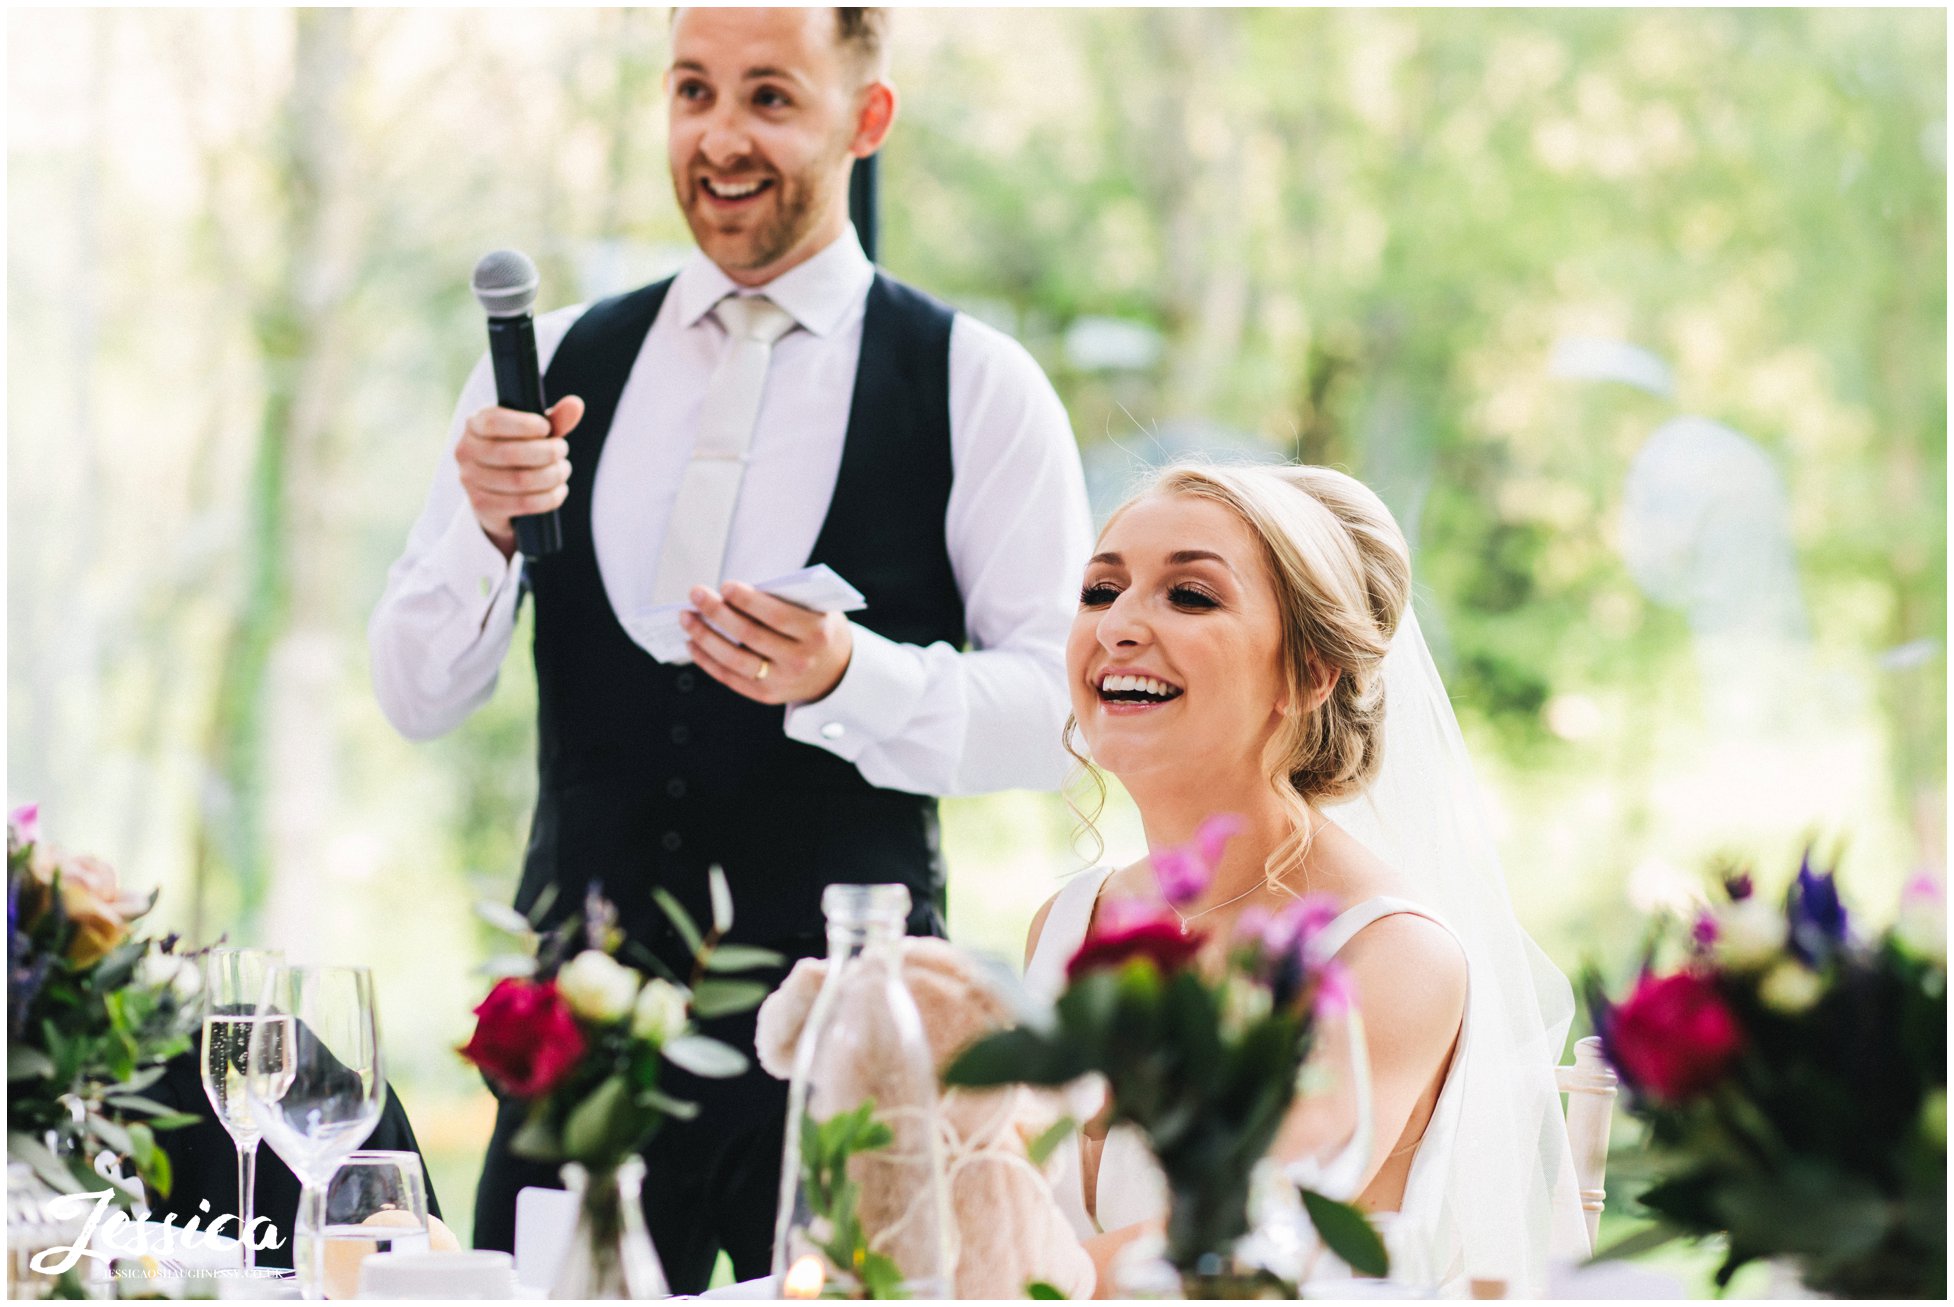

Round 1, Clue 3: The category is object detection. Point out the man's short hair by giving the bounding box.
[835,8,889,83]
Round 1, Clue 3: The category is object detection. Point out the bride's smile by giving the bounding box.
[1067,493,1288,787]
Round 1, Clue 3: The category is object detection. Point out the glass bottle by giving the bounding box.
[772,884,952,1300]
[550,1157,668,1300]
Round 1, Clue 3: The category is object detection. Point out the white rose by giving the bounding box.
[631,978,690,1046]
[556,950,641,1024]
[138,951,201,1001]
[1757,960,1824,1014]
[1711,897,1784,971]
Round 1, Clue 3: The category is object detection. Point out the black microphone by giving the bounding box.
[471,248,561,559]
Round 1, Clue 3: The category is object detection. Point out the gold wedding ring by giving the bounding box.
[754,657,771,682]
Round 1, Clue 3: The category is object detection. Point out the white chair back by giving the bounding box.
[1555,1035,1618,1249]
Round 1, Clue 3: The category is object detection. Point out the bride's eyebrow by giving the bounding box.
[1088,552,1123,567]
[1168,549,1236,577]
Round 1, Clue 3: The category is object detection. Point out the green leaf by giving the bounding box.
[942,1028,1072,1088]
[473,899,536,937]
[1026,1115,1077,1167]
[689,978,770,1019]
[662,1034,749,1078]
[89,1113,136,1158]
[652,889,704,957]
[510,1106,563,1162]
[702,944,786,973]
[708,865,734,935]
[563,1075,638,1164]
[8,1046,55,1080]
[1027,1281,1068,1299]
[1301,1188,1388,1278]
[636,1086,701,1121]
[9,1131,82,1195]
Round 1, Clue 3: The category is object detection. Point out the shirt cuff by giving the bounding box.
[783,623,927,758]
[427,500,522,610]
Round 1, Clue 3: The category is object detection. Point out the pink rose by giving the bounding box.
[1603,971,1744,1104]
[459,978,588,1100]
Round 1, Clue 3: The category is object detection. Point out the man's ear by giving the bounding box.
[851,81,898,157]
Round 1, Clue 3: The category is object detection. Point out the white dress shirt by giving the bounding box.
[368,227,1092,796]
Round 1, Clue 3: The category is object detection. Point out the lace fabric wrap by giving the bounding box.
[1321,607,1591,1295]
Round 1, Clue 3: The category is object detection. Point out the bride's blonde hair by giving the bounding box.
[1064,462,1412,885]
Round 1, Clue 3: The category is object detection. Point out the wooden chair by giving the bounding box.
[1556,1035,1619,1249]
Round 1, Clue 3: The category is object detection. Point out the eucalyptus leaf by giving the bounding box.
[708,865,734,935]
[652,888,704,957]
[689,979,770,1019]
[8,1046,55,1080]
[637,1086,701,1121]
[473,900,536,937]
[702,944,786,973]
[8,1131,81,1195]
[662,1035,749,1079]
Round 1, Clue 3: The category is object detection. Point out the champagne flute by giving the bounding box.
[246,964,384,1300]
[200,947,284,1272]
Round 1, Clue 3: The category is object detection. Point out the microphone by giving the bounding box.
[471,248,561,559]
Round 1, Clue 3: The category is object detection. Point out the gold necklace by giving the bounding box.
[1170,876,1292,935]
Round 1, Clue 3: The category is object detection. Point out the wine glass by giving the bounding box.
[246,964,385,1300]
[317,1151,430,1300]
[1247,1001,1377,1288]
[199,947,284,1272]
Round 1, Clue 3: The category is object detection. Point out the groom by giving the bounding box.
[368,6,1091,1291]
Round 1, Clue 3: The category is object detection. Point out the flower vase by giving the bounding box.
[549,1158,668,1300]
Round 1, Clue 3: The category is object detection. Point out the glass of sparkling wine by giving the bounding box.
[199,947,285,1272]
[246,964,385,1301]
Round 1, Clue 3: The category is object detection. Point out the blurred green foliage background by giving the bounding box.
[7,7,1943,1286]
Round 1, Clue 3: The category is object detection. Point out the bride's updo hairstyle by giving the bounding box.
[1076,463,1412,880]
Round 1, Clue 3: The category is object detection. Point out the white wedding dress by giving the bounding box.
[1022,865,1472,1286]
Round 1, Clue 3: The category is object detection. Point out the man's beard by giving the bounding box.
[678,140,851,273]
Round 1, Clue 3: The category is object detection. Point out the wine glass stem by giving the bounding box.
[237,1137,260,1272]
[297,1179,328,1300]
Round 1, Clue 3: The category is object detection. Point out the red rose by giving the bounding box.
[459,978,587,1099]
[1604,971,1744,1104]
[1066,916,1205,981]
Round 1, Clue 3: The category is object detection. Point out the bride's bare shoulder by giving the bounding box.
[1024,862,1141,969]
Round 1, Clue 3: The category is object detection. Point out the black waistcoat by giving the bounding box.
[516,274,965,971]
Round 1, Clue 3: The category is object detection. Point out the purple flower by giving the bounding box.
[1152,847,1210,909]
[7,804,38,852]
[1691,913,1720,949]
[1314,959,1356,1018]
[1149,813,1245,908]
[1786,852,1848,965]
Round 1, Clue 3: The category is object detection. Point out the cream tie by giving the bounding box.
[651,293,798,605]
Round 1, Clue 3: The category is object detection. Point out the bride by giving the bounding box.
[1022,463,1589,1297]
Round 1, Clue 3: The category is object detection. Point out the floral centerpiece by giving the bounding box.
[943,817,1386,1295]
[1588,853,1946,1298]
[6,804,203,1207]
[460,867,781,1296]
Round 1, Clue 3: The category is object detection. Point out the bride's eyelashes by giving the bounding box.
[1077,580,1222,610]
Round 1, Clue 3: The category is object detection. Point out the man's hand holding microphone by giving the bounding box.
[466,249,847,701]
[457,396,583,561]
